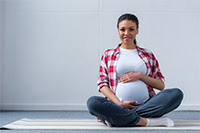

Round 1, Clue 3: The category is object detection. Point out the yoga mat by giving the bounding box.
[1,118,200,130]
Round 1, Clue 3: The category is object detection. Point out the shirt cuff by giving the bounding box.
[97,82,109,92]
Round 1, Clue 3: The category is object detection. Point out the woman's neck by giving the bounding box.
[120,43,136,49]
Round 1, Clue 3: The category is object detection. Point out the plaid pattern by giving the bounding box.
[97,44,165,98]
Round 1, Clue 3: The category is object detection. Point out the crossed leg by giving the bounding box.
[87,88,183,127]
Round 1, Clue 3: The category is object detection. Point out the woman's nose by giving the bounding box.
[125,30,129,35]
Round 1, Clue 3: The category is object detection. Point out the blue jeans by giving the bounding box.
[87,88,183,127]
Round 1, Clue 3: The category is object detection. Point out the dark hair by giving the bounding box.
[117,13,139,44]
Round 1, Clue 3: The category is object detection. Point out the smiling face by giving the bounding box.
[118,20,139,49]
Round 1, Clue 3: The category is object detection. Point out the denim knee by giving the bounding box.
[87,96,106,113]
[172,88,184,102]
[87,96,98,112]
[169,88,184,110]
[157,88,183,111]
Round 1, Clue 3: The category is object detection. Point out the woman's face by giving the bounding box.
[118,20,138,45]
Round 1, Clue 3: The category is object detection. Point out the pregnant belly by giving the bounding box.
[115,80,149,104]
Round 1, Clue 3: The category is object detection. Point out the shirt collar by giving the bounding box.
[114,43,141,56]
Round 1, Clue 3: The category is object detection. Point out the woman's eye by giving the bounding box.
[130,28,135,31]
[120,29,125,31]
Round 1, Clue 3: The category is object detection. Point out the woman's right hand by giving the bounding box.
[119,101,139,110]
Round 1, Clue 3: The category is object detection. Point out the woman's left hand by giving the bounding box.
[118,72,142,83]
[119,101,140,110]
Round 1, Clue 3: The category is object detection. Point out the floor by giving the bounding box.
[0,110,200,133]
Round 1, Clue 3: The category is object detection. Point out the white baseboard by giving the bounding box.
[0,104,200,111]
[176,104,200,111]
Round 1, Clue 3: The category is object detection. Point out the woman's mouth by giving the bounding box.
[123,37,131,41]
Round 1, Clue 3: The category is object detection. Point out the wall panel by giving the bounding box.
[1,0,200,110]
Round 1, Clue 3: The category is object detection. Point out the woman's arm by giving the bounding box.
[100,86,138,109]
[139,73,165,91]
[100,86,121,105]
[118,72,165,91]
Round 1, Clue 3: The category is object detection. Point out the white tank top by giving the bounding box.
[116,47,149,104]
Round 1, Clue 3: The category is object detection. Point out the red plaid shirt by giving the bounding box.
[97,44,165,98]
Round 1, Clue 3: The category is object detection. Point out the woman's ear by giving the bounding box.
[136,28,139,34]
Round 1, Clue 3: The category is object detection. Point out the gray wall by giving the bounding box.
[0,0,4,109]
[1,0,200,110]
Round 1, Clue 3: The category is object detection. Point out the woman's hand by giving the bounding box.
[119,101,139,110]
[118,72,141,83]
[118,71,165,90]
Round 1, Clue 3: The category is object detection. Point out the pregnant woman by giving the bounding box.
[87,13,183,127]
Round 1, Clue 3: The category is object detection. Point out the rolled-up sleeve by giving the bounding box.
[97,54,109,91]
